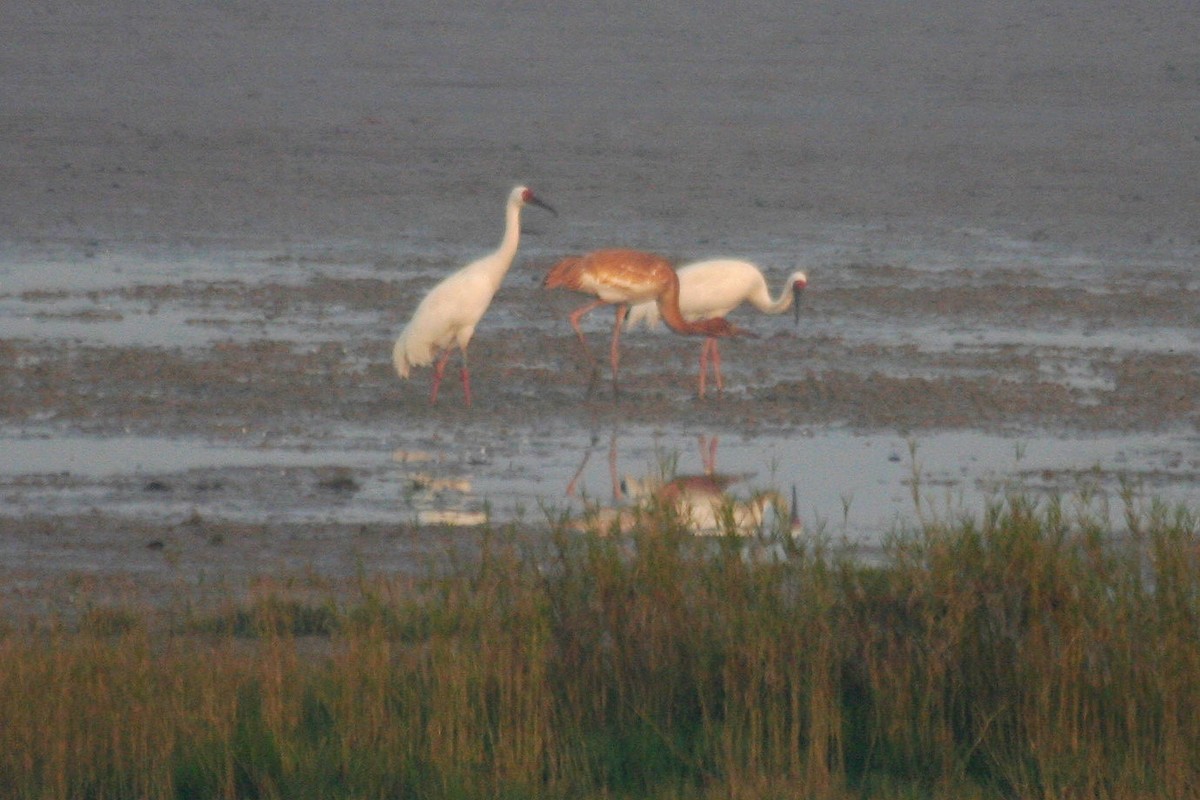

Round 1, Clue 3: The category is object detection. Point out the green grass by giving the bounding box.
[1,490,1198,799]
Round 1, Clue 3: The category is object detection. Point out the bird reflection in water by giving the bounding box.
[393,448,488,526]
[567,432,801,539]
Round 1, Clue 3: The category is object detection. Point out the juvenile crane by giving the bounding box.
[625,259,807,397]
[542,248,751,394]
[393,185,555,406]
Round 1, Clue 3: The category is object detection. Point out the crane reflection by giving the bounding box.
[567,432,801,538]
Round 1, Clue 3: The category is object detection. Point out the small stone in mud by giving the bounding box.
[318,472,360,494]
[146,539,165,550]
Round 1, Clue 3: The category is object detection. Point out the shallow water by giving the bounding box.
[4,1,1199,617]
[3,424,1197,541]
[2,241,1199,546]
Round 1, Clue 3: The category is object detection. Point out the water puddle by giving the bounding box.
[0,245,554,348]
[3,426,1196,541]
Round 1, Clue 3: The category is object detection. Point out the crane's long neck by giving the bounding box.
[658,270,749,338]
[756,277,799,315]
[658,273,716,336]
[488,199,523,278]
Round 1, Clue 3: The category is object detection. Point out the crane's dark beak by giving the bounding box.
[792,281,806,326]
[528,195,557,216]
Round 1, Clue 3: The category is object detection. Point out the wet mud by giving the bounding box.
[3,249,1199,618]
[2,1,1199,616]
[6,257,1198,434]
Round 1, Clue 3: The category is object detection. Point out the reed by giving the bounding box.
[0,490,1197,799]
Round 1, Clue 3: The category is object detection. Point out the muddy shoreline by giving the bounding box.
[3,2,1199,617]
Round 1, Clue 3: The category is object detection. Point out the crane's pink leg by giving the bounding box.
[711,338,724,395]
[698,337,722,398]
[610,304,627,394]
[430,350,452,404]
[459,348,472,407]
[568,300,606,364]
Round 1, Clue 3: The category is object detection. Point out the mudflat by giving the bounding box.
[2,2,1198,616]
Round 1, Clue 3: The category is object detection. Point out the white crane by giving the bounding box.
[393,185,555,406]
[625,259,808,397]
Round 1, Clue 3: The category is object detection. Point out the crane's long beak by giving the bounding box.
[792,282,805,326]
[529,195,557,216]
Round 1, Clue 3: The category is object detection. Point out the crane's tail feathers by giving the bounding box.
[392,339,412,380]
[624,302,662,330]
[393,334,433,380]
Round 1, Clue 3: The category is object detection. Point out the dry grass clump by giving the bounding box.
[1,491,1197,799]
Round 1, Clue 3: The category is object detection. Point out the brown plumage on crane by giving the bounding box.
[543,248,752,394]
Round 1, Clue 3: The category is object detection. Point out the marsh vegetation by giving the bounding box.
[2,488,1197,799]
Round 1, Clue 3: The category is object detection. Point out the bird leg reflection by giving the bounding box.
[567,431,791,536]
[564,451,588,497]
[565,428,622,501]
[698,433,718,474]
[609,429,621,500]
